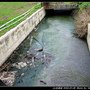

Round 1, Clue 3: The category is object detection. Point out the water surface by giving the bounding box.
[8,16,90,86]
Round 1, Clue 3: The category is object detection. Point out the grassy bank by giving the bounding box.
[73,2,90,38]
[78,2,90,10]
[64,2,90,38]
[0,2,42,36]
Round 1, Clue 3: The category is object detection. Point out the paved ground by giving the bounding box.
[10,16,90,86]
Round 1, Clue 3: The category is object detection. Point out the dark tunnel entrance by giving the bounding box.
[45,9,75,16]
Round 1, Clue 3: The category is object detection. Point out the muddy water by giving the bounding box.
[8,16,90,86]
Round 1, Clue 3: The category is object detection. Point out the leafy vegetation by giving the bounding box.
[64,2,90,38]
[64,2,90,10]
[77,2,90,10]
[73,2,90,38]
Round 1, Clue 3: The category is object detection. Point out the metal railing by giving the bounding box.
[0,3,42,32]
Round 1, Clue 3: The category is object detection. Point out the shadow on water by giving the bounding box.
[45,9,74,16]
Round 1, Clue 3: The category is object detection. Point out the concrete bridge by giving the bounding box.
[42,2,78,10]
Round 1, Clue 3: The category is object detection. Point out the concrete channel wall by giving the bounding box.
[87,23,90,51]
[43,2,77,10]
[0,7,45,66]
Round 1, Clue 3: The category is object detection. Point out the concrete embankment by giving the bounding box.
[0,7,45,66]
[87,24,90,51]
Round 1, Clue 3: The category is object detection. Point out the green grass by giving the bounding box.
[0,2,42,36]
[64,2,90,10]
[78,2,90,10]
[64,2,75,4]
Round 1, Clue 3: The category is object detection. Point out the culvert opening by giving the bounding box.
[45,9,75,16]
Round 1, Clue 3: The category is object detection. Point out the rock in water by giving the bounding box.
[0,71,17,86]
[12,62,27,69]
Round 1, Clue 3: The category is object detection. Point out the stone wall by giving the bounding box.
[0,7,45,66]
[44,2,77,10]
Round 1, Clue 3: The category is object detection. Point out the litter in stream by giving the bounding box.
[0,33,54,86]
[0,71,17,86]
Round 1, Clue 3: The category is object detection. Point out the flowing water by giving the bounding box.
[6,16,90,86]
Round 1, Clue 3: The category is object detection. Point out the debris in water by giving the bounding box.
[17,79,23,83]
[26,61,30,64]
[30,36,33,46]
[35,52,44,59]
[21,73,24,76]
[18,62,27,67]
[40,80,47,84]
[31,57,35,67]
[30,63,32,66]
[0,80,6,86]
[25,46,54,68]
[37,48,43,52]
[0,71,17,86]
[12,62,27,69]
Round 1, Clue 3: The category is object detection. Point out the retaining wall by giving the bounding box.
[43,2,77,10]
[87,24,90,51]
[0,7,45,66]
